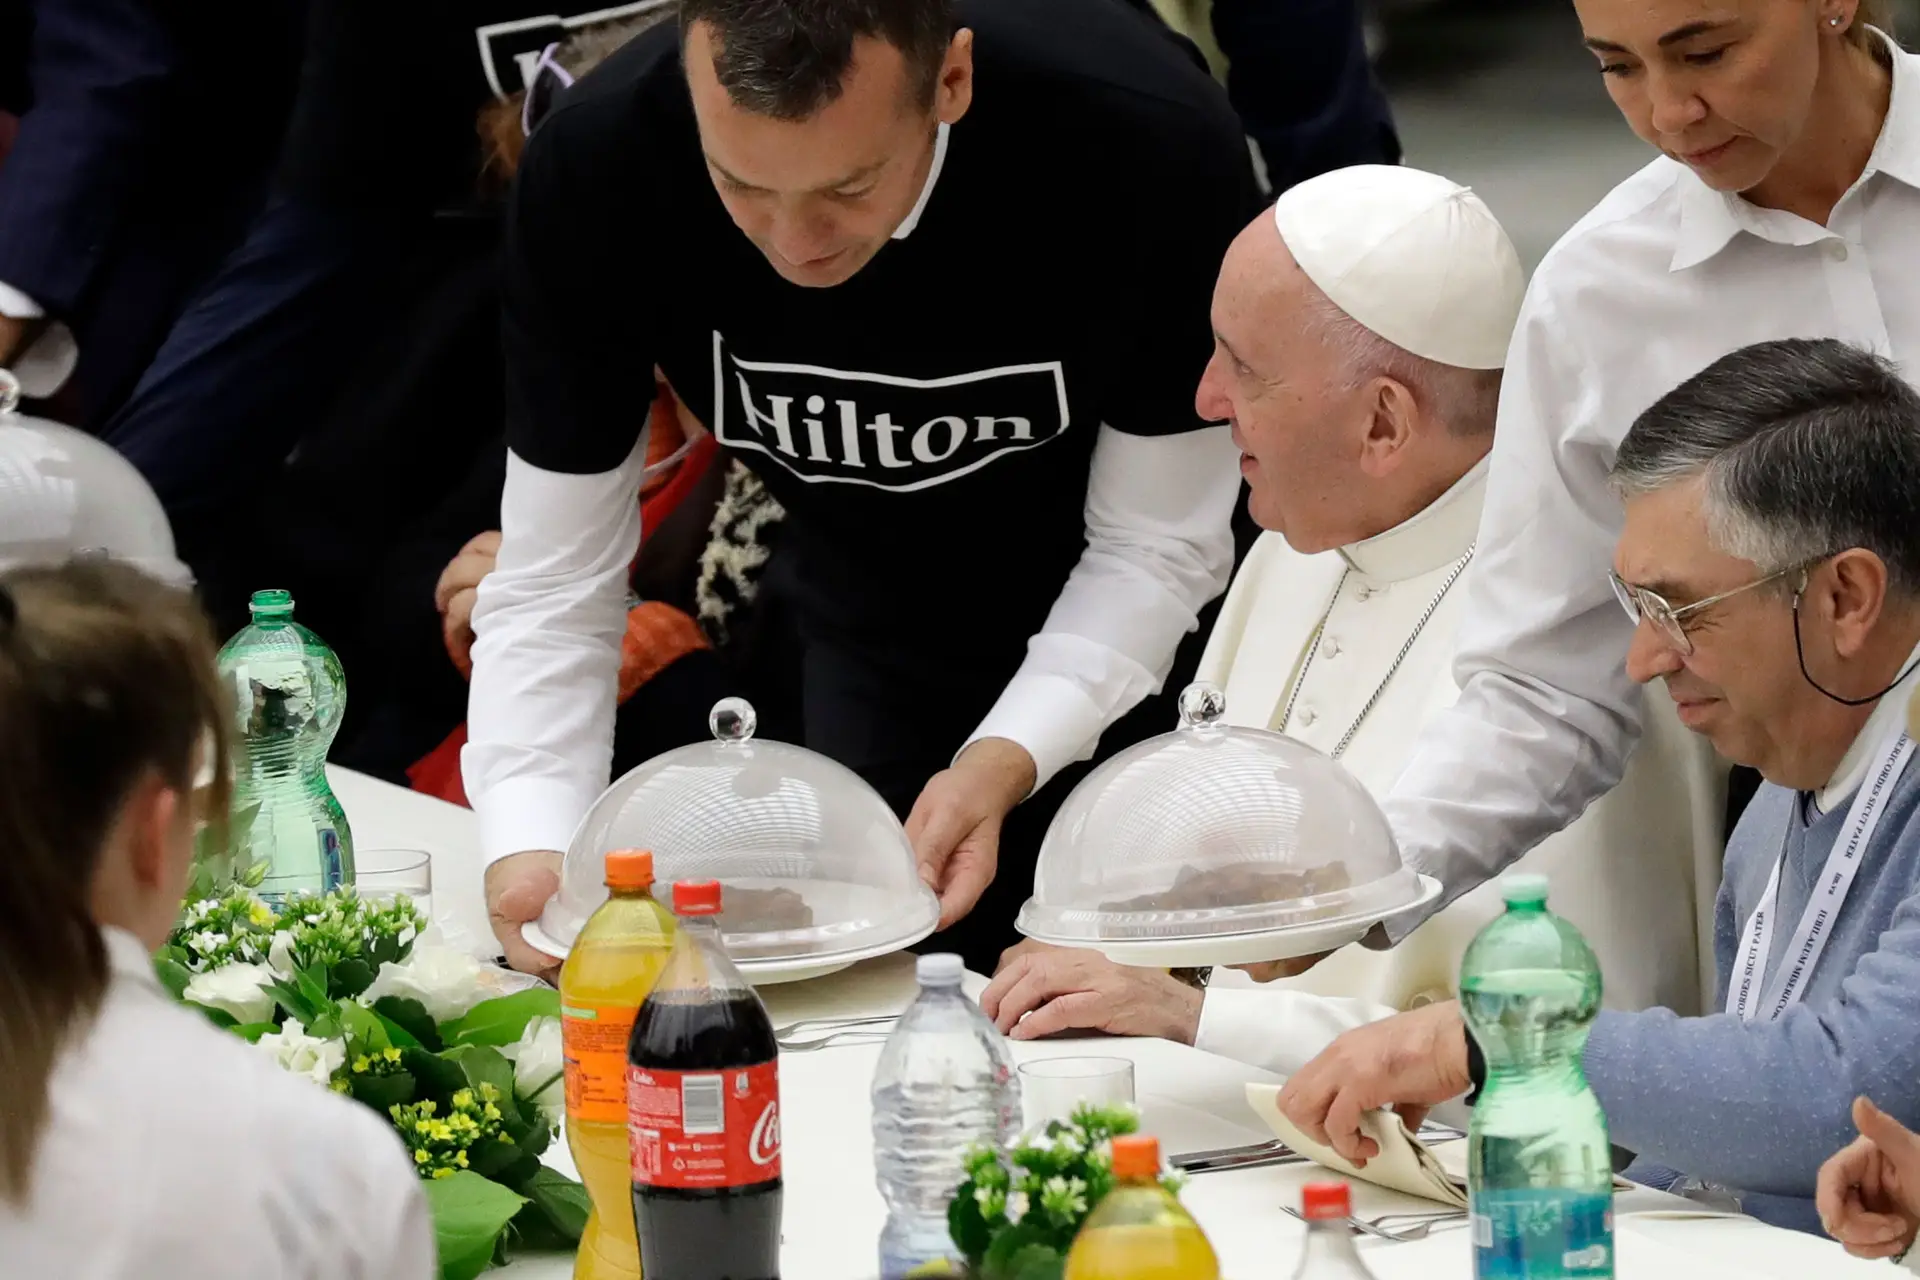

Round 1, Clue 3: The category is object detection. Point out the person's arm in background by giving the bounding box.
[463,114,657,972]
[1585,891,1920,1201]
[912,102,1259,924]
[1207,0,1399,195]
[1379,277,1645,934]
[0,0,179,395]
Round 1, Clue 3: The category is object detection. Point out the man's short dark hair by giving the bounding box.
[1611,338,1920,596]
[680,0,956,121]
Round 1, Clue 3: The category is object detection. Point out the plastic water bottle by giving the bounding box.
[216,589,353,899]
[871,953,1020,1279]
[1461,874,1614,1279]
[1287,1183,1376,1278]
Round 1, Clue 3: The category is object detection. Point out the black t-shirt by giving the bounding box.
[504,0,1259,670]
[276,0,668,212]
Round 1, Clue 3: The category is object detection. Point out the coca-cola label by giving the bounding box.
[628,1060,781,1189]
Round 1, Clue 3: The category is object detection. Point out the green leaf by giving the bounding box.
[374,997,442,1051]
[982,1226,1063,1280]
[374,1011,424,1051]
[231,1021,280,1043]
[950,1186,994,1264]
[330,957,378,1001]
[153,957,193,1002]
[515,1167,590,1245]
[262,980,320,1024]
[348,1071,417,1114]
[294,964,333,1011]
[465,1135,526,1180]
[421,1171,528,1280]
[402,1048,470,1106]
[338,1003,392,1055]
[440,989,561,1049]
[193,1004,239,1030]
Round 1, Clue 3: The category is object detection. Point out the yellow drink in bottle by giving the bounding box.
[1064,1135,1220,1280]
[560,850,677,1280]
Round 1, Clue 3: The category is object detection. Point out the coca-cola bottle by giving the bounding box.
[627,880,783,1280]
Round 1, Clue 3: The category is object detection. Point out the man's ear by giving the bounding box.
[1825,549,1892,659]
[935,28,975,125]
[1355,375,1419,479]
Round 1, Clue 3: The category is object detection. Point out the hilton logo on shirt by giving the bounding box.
[711,332,1071,491]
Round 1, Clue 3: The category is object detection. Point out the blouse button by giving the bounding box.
[1826,240,1851,262]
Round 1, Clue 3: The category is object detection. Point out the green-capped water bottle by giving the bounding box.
[1462,874,1612,1279]
[217,589,353,899]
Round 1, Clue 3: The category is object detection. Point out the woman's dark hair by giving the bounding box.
[0,560,231,1202]
[1854,0,1896,45]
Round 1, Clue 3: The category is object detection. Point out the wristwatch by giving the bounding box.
[1169,967,1212,990]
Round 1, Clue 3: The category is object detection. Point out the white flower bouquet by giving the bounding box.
[159,883,582,1279]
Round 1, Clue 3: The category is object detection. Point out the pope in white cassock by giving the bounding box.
[983,166,1727,1075]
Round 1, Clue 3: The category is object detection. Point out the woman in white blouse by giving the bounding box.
[0,562,432,1279]
[1378,0,1919,924]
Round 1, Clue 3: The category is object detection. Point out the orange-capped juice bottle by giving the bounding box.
[561,850,677,1280]
[1063,1135,1220,1280]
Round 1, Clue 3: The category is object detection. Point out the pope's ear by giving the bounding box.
[1356,375,1419,477]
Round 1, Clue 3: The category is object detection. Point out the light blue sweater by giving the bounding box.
[1583,754,1920,1233]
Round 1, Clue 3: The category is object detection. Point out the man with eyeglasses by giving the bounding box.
[1272,337,1920,1238]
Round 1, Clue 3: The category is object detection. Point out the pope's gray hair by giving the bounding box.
[1298,283,1502,438]
[1610,338,1920,597]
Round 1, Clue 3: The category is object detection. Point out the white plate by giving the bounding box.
[521,918,937,987]
[1022,875,1444,968]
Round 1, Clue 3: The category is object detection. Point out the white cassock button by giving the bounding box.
[1827,240,1850,262]
[1322,638,1342,658]
[1299,709,1319,727]
[1355,586,1373,601]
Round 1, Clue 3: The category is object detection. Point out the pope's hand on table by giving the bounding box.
[1819,1097,1920,1259]
[981,944,1202,1043]
[435,530,501,671]
[486,849,563,980]
[1277,1000,1472,1166]
[907,737,1036,929]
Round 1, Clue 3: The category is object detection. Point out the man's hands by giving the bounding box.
[1276,1001,1472,1165]
[906,737,1036,929]
[486,849,564,979]
[981,943,1203,1044]
[435,531,502,672]
[1820,1097,1920,1260]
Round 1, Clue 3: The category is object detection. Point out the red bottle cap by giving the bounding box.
[1110,1134,1161,1180]
[1300,1182,1351,1221]
[673,880,723,916]
[604,849,654,890]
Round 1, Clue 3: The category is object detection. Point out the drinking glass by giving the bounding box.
[353,847,434,922]
[1019,1056,1136,1131]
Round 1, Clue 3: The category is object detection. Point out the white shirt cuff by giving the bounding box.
[1194,985,1392,1077]
[466,773,592,866]
[0,280,45,318]
[0,281,77,399]
[962,671,1107,796]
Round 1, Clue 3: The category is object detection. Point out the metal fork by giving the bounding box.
[770,1013,897,1037]
[1169,1138,1309,1175]
[777,1029,893,1053]
[1281,1205,1467,1242]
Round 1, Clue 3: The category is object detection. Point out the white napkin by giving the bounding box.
[1246,1083,1469,1207]
[754,952,926,1028]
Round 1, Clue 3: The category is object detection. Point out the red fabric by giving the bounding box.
[405,423,721,808]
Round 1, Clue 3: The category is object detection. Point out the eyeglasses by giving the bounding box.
[1609,561,1814,656]
[521,42,576,139]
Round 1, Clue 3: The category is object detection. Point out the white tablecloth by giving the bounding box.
[329,767,1892,1280]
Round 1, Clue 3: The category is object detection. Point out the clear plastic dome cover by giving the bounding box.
[1016,682,1438,965]
[0,379,191,589]
[529,698,940,976]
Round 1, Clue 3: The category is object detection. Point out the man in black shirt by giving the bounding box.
[476,0,1261,975]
